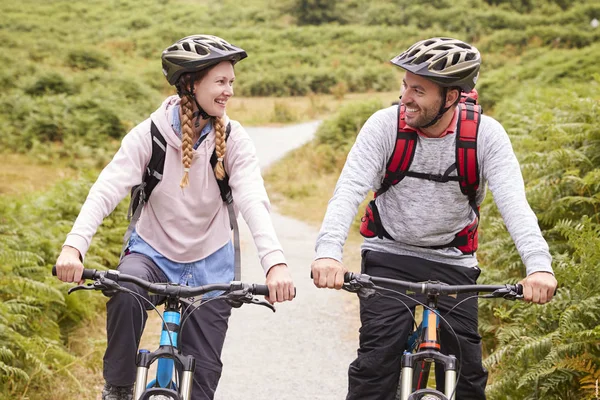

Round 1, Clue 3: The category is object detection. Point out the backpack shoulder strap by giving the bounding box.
[123,121,167,257]
[209,122,241,280]
[144,122,168,198]
[455,102,482,217]
[210,122,233,203]
[377,105,418,197]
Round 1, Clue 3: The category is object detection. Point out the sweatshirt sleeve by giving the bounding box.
[479,116,553,276]
[63,119,153,258]
[225,121,286,274]
[314,108,394,262]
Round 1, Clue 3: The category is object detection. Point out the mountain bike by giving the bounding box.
[342,272,524,400]
[52,266,276,400]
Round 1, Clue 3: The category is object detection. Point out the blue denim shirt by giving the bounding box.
[126,105,232,298]
[127,231,234,298]
[172,104,212,149]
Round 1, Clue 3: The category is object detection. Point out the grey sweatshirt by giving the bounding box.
[315,105,553,276]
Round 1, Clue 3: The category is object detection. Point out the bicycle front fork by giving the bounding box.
[133,349,195,400]
[398,350,457,400]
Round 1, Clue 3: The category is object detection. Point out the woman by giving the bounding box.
[55,35,295,400]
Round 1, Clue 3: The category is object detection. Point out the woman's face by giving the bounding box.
[193,61,236,118]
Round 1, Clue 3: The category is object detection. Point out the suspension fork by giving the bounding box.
[398,296,458,400]
[133,298,196,400]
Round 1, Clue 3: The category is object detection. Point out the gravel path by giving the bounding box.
[215,121,359,400]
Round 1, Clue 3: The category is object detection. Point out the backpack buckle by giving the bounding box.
[427,173,446,182]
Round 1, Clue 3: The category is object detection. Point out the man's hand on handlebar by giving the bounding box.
[311,258,347,290]
[519,271,557,304]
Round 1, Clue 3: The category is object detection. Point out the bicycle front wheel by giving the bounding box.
[407,389,449,400]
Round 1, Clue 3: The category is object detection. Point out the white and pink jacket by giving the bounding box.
[64,96,286,274]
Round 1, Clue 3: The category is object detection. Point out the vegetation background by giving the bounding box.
[0,0,599,398]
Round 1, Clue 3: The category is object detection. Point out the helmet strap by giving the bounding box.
[176,83,211,128]
[421,87,451,129]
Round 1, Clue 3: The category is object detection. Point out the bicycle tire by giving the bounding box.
[407,388,449,400]
[139,388,181,400]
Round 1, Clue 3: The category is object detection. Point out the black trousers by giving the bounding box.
[347,251,488,400]
[103,253,232,400]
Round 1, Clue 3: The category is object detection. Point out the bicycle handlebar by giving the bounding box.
[343,272,523,299]
[52,266,271,297]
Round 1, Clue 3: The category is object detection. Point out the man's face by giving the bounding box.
[400,71,444,128]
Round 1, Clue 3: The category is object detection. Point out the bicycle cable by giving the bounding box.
[118,286,179,369]
[443,294,481,317]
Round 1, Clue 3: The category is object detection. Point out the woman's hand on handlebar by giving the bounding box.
[311,258,347,290]
[55,246,84,284]
[265,264,295,304]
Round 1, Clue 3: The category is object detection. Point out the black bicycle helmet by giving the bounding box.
[390,37,481,92]
[162,34,247,87]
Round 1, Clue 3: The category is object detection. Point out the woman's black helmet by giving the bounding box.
[390,37,481,92]
[161,35,247,86]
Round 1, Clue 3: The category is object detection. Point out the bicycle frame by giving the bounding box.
[52,267,274,400]
[342,272,522,400]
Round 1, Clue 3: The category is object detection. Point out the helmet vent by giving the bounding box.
[195,44,208,55]
[182,42,191,52]
[408,49,420,58]
[417,53,434,64]
[465,52,476,61]
[432,58,447,71]
[452,53,461,65]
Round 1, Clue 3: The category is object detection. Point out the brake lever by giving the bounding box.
[342,274,378,300]
[67,279,123,297]
[482,285,523,301]
[224,290,276,312]
[68,283,100,294]
[247,297,276,312]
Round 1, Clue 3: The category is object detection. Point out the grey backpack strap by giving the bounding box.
[121,122,166,260]
[226,203,241,280]
[121,185,145,260]
[211,122,240,279]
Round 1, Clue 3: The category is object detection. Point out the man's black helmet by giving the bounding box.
[390,37,481,92]
[162,35,247,86]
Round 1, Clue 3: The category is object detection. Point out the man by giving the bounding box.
[311,37,557,399]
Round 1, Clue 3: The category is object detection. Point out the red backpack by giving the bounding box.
[359,91,482,255]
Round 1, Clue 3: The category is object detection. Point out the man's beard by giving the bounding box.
[403,97,443,128]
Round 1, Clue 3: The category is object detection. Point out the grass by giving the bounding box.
[228,90,399,126]
[0,91,399,198]
[0,154,75,196]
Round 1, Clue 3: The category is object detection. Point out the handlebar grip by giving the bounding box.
[252,285,270,296]
[81,269,99,280]
[515,283,523,296]
[252,285,297,298]
[52,266,99,280]
[311,271,356,283]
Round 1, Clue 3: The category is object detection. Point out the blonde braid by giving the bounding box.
[179,95,195,188]
[213,116,227,180]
